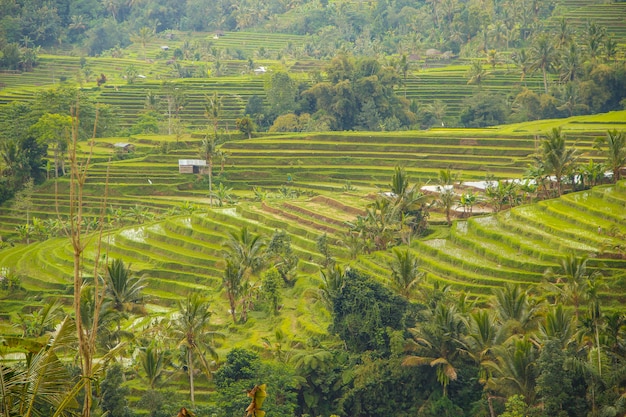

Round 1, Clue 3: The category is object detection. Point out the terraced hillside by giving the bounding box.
[552,0,626,42]
[1,112,625,324]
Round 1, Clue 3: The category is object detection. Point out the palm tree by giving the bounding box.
[133,27,153,61]
[466,60,488,88]
[544,255,596,322]
[594,130,626,183]
[200,136,218,208]
[171,294,222,407]
[584,21,606,62]
[529,34,557,93]
[102,258,146,354]
[492,284,540,335]
[222,227,266,323]
[318,264,346,311]
[388,247,424,298]
[536,128,578,196]
[559,43,582,83]
[511,48,531,86]
[536,304,575,349]
[488,336,538,404]
[437,186,457,226]
[210,183,234,207]
[138,345,170,389]
[204,92,222,139]
[554,17,573,51]
[1,316,120,417]
[403,303,467,396]
[465,309,508,417]
[104,259,146,319]
[1,317,77,417]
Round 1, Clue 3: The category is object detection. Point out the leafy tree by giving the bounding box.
[341,356,430,417]
[535,340,576,417]
[99,363,133,417]
[260,267,282,316]
[332,268,413,353]
[316,233,335,269]
[266,229,298,286]
[265,71,297,117]
[161,82,185,135]
[236,116,256,139]
[460,92,509,128]
[30,113,71,179]
[215,349,298,417]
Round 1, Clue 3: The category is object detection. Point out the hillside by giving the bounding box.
[1,1,626,415]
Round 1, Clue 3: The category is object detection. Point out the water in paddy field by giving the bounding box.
[218,207,240,217]
[119,227,145,243]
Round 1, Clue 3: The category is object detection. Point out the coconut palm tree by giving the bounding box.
[492,284,541,335]
[204,92,222,139]
[1,317,78,417]
[138,345,170,389]
[511,48,531,85]
[222,227,266,323]
[536,304,575,349]
[466,60,489,88]
[544,255,597,322]
[536,128,578,196]
[403,303,467,396]
[465,309,508,417]
[488,336,538,404]
[104,259,146,319]
[1,316,120,417]
[133,26,153,61]
[529,34,557,93]
[388,247,424,298]
[594,129,626,183]
[170,294,222,407]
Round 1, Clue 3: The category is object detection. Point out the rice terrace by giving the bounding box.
[1,0,626,416]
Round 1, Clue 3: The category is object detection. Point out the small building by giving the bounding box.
[161,45,169,51]
[254,66,267,75]
[178,159,207,174]
[114,142,134,152]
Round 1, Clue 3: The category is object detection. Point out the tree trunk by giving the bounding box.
[208,156,213,208]
[228,291,237,323]
[188,348,195,407]
[487,394,496,417]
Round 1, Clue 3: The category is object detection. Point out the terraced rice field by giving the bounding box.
[1,113,625,324]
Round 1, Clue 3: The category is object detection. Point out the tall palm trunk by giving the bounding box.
[188,347,195,407]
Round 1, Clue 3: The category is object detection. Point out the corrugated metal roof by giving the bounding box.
[178,159,207,166]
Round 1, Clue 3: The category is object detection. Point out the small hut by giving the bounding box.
[114,142,134,153]
[178,159,207,174]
